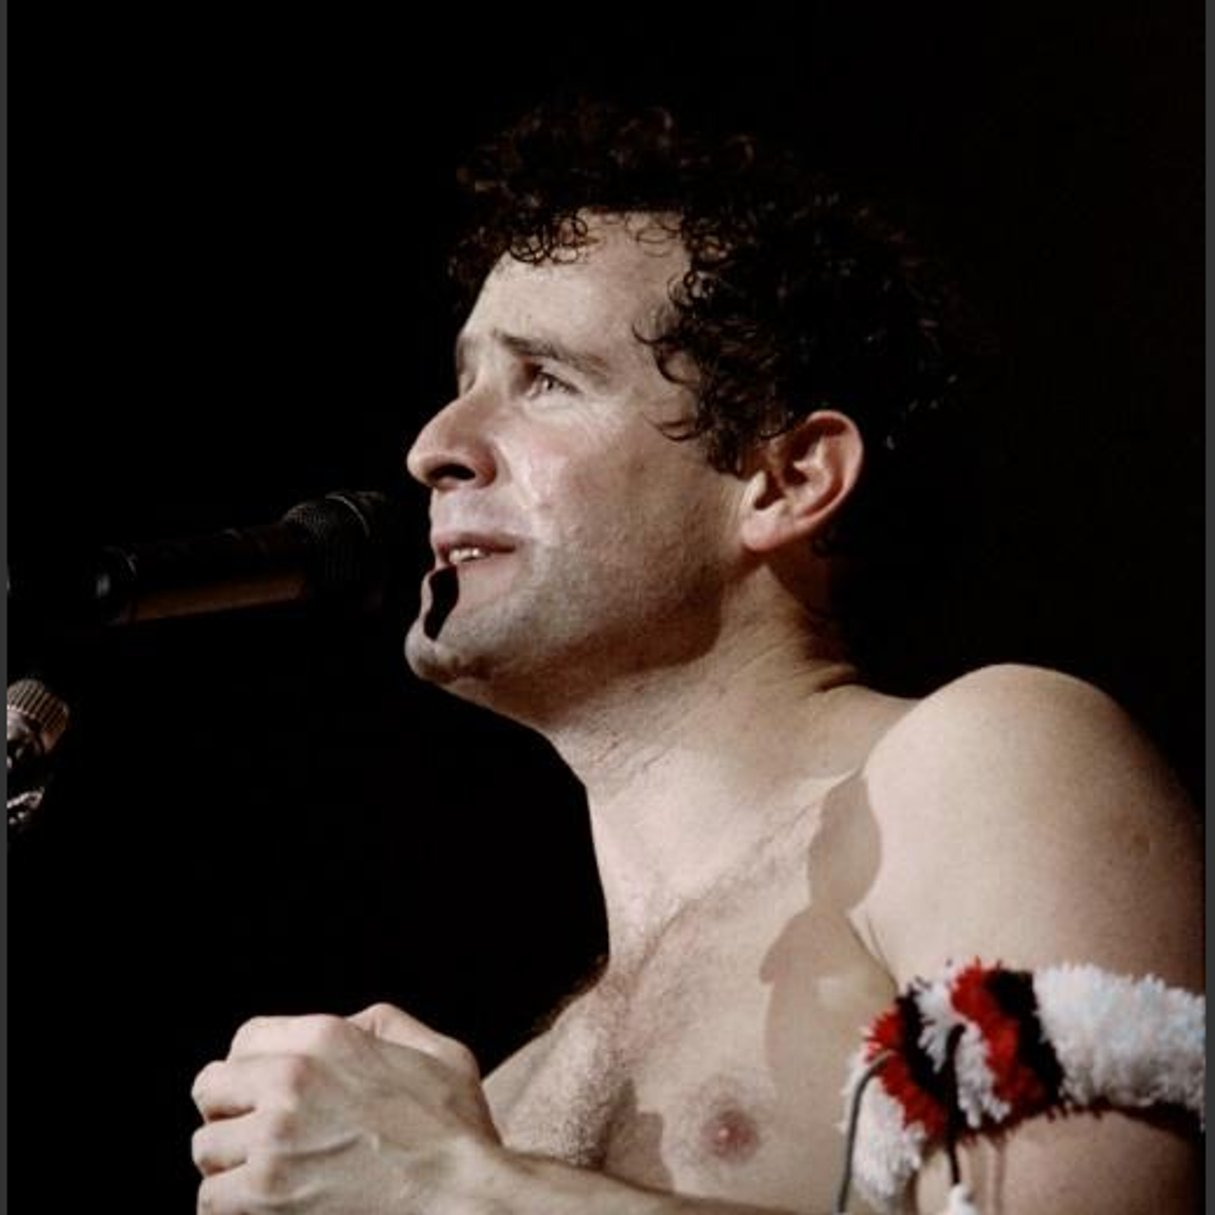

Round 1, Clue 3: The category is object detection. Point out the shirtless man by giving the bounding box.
[191,103,1202,1213]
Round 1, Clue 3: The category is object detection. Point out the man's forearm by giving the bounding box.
[443,1137,807,1215]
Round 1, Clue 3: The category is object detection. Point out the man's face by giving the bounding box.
[404,215,745,719]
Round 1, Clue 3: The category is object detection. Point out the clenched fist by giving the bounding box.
[192,1003,502,1214]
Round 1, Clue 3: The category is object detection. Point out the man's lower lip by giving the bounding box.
[445,552,512,570]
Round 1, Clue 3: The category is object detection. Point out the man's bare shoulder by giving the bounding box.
[862,661,1193,827]
[853,663,1201,987]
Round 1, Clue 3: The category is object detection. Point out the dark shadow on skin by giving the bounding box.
[757,773,891,1190]
[423,566,460,638]
[603,1080,674,1192]
[759,772,887,1059]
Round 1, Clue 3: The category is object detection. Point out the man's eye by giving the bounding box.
[530,368,574,396]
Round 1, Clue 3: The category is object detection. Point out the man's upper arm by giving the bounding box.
[862,663,1200,985]
[856,663,1202,1212]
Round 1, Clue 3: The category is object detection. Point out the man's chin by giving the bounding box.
[405,619,487,690]
[404,620,453,684]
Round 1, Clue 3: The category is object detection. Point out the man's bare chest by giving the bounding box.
[489,875,895,1211]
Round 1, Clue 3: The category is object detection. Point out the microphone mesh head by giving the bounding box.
[281,490,405,595]
[7,678,71,754]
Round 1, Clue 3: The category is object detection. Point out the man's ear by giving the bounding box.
[738,410,864,554]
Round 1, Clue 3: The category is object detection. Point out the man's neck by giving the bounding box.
[541,627,868,967]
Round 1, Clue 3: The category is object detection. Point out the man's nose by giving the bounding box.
[406,393,496,491]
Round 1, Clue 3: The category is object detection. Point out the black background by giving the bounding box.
[8,9,1203,1209]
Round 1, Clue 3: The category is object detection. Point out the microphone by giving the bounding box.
[7,676,71,832]
[8,489,410,629]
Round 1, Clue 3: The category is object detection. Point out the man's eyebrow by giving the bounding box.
[455,329,613,384]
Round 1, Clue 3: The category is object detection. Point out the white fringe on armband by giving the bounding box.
[835,961,1204,1215]
[1034,964,1204,1125]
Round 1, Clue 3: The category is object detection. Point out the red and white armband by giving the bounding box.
[835,961,1204,1214]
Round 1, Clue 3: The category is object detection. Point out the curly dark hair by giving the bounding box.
[449,98,993,678]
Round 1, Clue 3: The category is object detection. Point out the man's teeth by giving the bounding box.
[449,546,492,566]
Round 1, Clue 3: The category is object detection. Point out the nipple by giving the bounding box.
[700,1107,760,1162]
